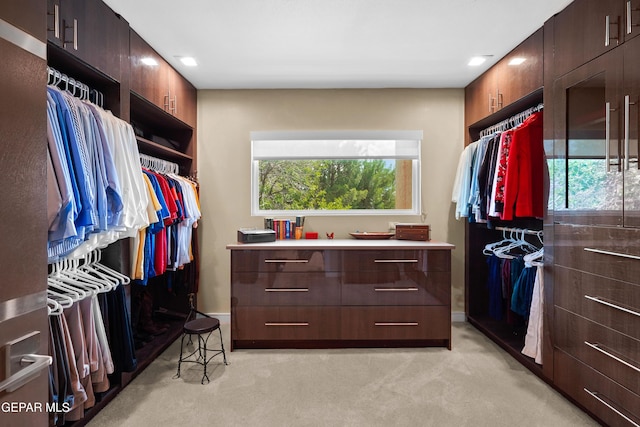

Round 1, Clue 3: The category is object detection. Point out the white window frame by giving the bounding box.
[250,130,422,216]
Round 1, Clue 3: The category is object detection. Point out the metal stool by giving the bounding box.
[174,308,227,384]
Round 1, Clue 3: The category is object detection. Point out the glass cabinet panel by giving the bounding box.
[553,48,624,226]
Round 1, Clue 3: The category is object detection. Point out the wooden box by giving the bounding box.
[395,223,430,241]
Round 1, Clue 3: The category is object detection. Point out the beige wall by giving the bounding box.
[197,89,466,315]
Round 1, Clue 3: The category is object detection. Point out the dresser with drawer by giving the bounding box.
[227,240,454,350]
[553,224,640,426]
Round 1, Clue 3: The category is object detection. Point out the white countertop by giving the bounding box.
[226,239,455,250]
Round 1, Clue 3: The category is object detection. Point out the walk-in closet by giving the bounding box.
[1,1,638,426]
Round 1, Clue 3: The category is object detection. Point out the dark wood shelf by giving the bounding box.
[137,136,193,162]
[130,92,193,134]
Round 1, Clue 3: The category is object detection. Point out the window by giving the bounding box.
[251,131,422,216]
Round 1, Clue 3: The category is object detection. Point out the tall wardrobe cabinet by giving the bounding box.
[550,6,640,425]
[0,1,49,426]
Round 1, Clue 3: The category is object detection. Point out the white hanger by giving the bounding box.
[483,229,516,255]
[47,297,63,316]
[89,249,131,285]
[47,278,82,306]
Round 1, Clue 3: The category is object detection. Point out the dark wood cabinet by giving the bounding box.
[553,0,640,79]
[553,0,623,78]
[552,47,625,227]
[46,0,127,81]
[228,241,453,350]
[0,6,49,425]
[495,28,545,109]
[554,349,640,427]
[554,307,640,396]
[552,33,640,228]
[465,28,543,142]
[130,29,197,128]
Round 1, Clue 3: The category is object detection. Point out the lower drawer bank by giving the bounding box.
[227,239,455,350]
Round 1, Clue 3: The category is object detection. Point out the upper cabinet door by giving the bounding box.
[623,35,640,227]
[46,0,126,80]
[497,28,544,108]
[130,28,171,109]
[554,0,624,78]
[624,0,640,41]
[169,69,197,128]
[552,48,624,227]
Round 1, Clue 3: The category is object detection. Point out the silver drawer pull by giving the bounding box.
[374,322,419,326]
[374,287,419,292]
[264,259,309,263]
[584,247,640,260]
[374,259,418,263]
[585,341,640,373]
[584,388,640,427]
[584,295,640,317]
[265,288,309,292]
[265,322,309,327]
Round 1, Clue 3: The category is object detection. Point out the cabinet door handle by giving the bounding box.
[264,259,309,263]
[605,15,619,47]
[584,388,640,427]
[584,295,640,318]
[374,287,419,292]
[488,93,495,113]
[164,92,170,111]
[265,322,309,327]
[374,259,418,263]
[624,94,639,170]
[47,4,60,38]
[605,102,621,171]
[264,288,309,292]
[625,95,631,171]
[584,341,640,373]
[171,95,177,115]
[0,354,52,393]
[63,18,78,50]
[627,1,640,34]
[584,247,640,260]
[374,322,419,326]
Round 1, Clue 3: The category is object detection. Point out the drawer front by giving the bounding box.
[231,249,342,273]
[554,349,640,427]
[233,307,340,340]
[340,306,450,340]
[342,250,450,273]
[554,224,640,284]
[554,266,640,340]
[341,272,450,306]
[554,307,640,396]
[232,272,340,306]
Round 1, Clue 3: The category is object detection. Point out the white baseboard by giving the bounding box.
[451,311,467,323]
[210,312,465,324]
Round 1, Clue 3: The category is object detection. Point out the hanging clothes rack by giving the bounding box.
[479,103,544,137]
[47,66,105,107]
[139,153,180,174]
[495,226,543,238]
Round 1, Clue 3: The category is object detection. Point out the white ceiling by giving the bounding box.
[102,0,574,90]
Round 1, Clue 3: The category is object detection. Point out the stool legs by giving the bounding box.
[174,327,227,384]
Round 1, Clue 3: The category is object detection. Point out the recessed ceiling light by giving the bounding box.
[509,57,526,66]
[141,57,158,66]
[468,56,489,66]
[179,57,198,67]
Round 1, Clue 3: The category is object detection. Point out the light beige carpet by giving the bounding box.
[88,322,596,427]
